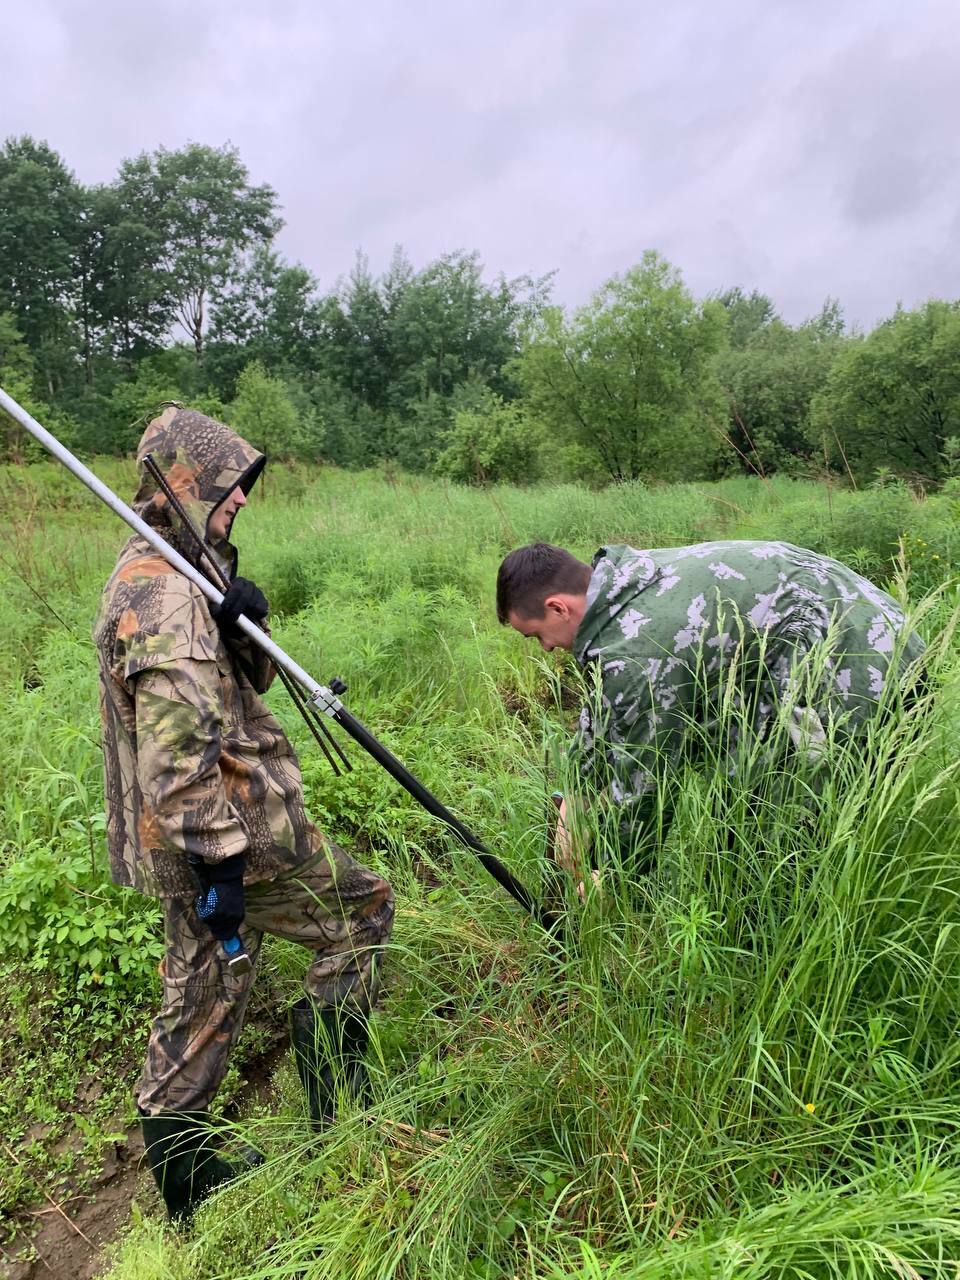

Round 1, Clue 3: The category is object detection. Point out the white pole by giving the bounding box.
[0,386,342,715]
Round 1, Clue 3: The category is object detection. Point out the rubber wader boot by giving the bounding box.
[289,997,371,1130]
[140,1110,243,1224]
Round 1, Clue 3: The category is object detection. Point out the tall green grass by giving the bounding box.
[0,462,958,1276]
[103,617,960,1279]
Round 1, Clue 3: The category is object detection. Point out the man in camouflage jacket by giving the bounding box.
[496,540,925,889]
[95,406,393,1221]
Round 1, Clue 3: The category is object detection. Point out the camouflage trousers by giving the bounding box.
[137,844,394,1115]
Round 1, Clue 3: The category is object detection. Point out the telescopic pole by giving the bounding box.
[0,387,546,924]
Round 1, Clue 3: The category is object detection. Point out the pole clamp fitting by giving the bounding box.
[309,686,343,717]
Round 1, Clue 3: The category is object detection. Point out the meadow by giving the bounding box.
[1,462,959,1279]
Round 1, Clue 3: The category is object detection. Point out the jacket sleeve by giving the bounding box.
[117,572,249,867]
[226,619,277,695]
[133,659,250,867]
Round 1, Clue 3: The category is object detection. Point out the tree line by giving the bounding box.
[2,135,959,487]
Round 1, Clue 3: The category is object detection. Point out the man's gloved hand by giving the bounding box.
[194,853,246,941]
[211,577,268,637]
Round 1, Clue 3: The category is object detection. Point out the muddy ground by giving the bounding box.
[0,1026,289,1280]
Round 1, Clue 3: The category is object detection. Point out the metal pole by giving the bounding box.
[0,386,342,714]
[0,386,547,924]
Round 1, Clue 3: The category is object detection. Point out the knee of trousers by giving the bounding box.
[350,879,395,948]
[370,888,396,944]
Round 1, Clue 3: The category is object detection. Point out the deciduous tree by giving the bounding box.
[115,144,280,363]
[207,246,321,393]
[388,251,549,412]
[0,137,83,396]
[714,286,778,349]
[79,185,173,366]
[714,309,845,476]
[434,389,543,485]
[518,252,726,482]
[229,360,302,460]
[810,300,960,483]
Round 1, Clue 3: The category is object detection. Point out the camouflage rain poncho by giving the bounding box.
[569,540,925,848]
[94,407,324,898]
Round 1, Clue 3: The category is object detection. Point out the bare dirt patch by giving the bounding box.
[0,1128,148,1280]
[0,1030,289,1280]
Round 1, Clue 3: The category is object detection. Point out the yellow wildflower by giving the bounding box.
[804,1102,815,1114]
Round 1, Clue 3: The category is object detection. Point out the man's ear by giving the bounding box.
[544,593,570,618]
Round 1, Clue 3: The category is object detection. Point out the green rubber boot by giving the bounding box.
[140,1110,242,1224]
[289,997,370,1130]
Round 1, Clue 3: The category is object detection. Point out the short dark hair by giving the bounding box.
[496,543,592,624]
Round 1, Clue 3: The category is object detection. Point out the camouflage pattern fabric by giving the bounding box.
[138,848,394,1115]
[94,406,322,895]
[569,541,926,845]
[93,406,395,1116]
[130,405,266,568]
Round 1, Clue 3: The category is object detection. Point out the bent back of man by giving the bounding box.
[497,538,926,884]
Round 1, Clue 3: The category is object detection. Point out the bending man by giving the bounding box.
[496,540,925,889]
[94,406,393,1221]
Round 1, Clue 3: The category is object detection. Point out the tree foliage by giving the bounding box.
[114,143,280,362]
[229,360,306,461]
[0,310,79,460]
[810,300,960,483]
[79,183,173,366]
[207,246,322,393]
[2,134,960,490]
[714,307,845,476]
[714,286,778,349]
[387,251,547,408]
[0,137,83,396]
[433,389,543,485]
[518,253,727,482]
[300,250,550,469]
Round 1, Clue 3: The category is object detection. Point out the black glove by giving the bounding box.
[193,853,246,942]
[211,577,268,637]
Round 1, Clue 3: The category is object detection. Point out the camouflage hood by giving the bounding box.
[130,405,266,567]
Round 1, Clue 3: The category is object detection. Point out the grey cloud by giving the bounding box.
[790,22,960,229]
[844,152,940,227]
[3,0,960,328]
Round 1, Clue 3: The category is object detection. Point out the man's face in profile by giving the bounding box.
[208,486,247,541]
[507,596,582,652]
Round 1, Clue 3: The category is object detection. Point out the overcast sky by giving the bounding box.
[4,0,959,329]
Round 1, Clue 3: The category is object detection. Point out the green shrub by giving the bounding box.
[434,395,544,485]
[0,838,162,1003]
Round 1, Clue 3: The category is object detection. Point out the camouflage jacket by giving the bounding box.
[94,407,323,898]
[569,540,925,843]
